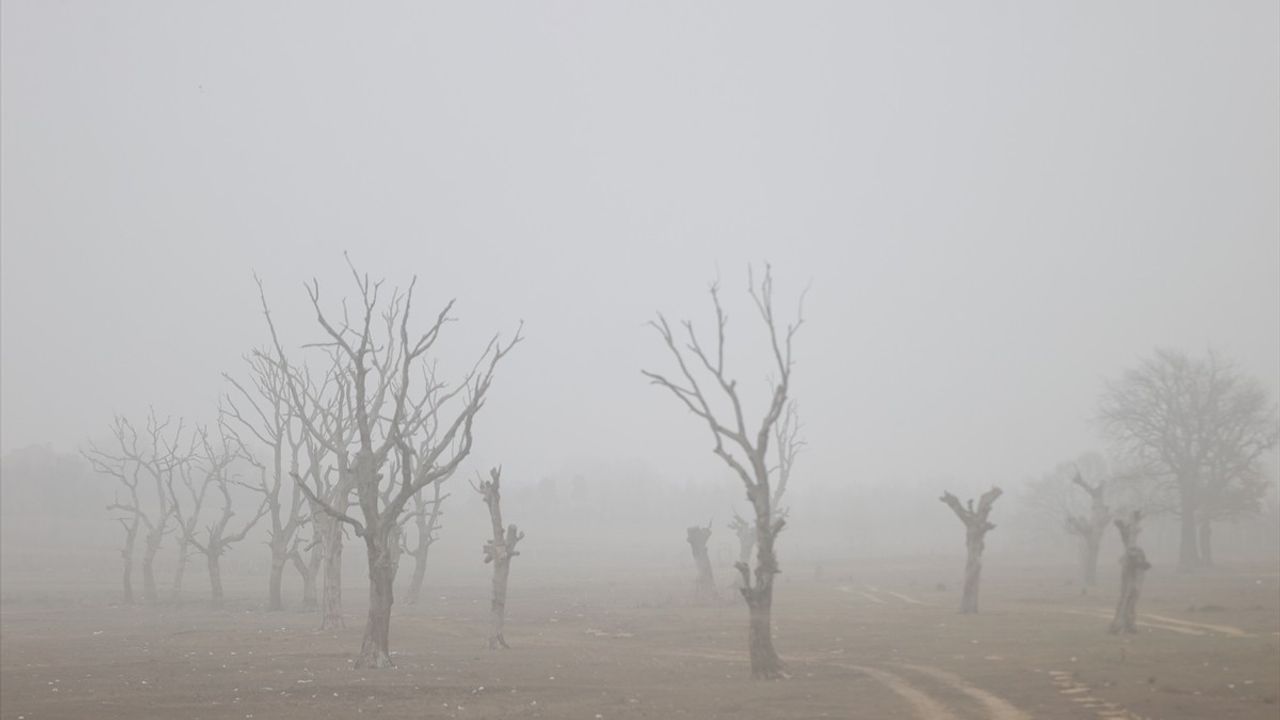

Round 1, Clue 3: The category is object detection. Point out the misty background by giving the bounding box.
[2,2,1278,598]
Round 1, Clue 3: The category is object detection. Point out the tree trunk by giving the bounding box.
[1198,520,1214,567]
[738,519,783,679]
[1177,480,1201,571]
[405,545,429,605]
[318,516,344,629]
[207,552,224,608]
[1082,534,1101,588]
[960,529,983,614]
[489,557,512,649]
[120,522,139,605]
[268,548,287,611]
[356,529,396,669]
[171,538,190,603]
[141,537,162,606]
[686,526,716,600]
[291,545,320,610]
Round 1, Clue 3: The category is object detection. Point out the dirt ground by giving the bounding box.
[2,559,1277,719]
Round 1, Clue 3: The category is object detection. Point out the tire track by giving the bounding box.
[833,663,960,720]
[891,662,1031,720]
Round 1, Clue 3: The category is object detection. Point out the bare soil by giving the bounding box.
[2,559,1277,719]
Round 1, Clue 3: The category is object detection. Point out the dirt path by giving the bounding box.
[892,662,1031,720]
[835,663,961,720]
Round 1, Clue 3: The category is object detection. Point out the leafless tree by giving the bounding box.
[167,441,208,604]
[1108,511,1151,634]
[222,351,315,611]
[686,522,716,600]
[473,467,524,649]
[643,264,805,680]
[261,260,520,668]
[1099,348,1279,570]
[1066,465,1112,589]
[402,478,448,605]
[169,426,268,607]
[726,404,801,591]
[84,411,188,606]
[939,487,1002,614]
[83,433,145,604]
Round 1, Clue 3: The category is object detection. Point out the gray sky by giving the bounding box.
[3,1,1277,493]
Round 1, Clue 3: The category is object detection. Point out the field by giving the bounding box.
[2,559,1277,720]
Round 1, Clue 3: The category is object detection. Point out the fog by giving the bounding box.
[2,2,1278,718]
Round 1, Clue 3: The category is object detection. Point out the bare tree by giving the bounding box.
[1099,348,1279,570]
[262,260,520,668]
[939,487,1002,614]
[643,265,804,680]
[168,444,209,604]
[84,412,187,606]
[473,467,524,649]
[1066,467,1112,589]
[169,426,268,607]
[1108,511,1151,634]
[222,352,314,611]
[686,522,716,600]
[402,478,448,605]
[82,436,145,604]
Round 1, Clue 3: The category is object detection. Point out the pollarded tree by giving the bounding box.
[473,467,524,649]
[402,477,448,605]
[1099,349,1279,570]
[1108,510,1151,634]
[643,265,805,680]
[263,260,520,668]
[1066,467,1111,588]
[84,411,189,606]
[169,426,268,607]
[939,487,1002,614]
[686,522,716,600]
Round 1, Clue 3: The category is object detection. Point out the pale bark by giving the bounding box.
[404,481,447,605]
[1066,471,1111,588]
[644,265,803,680]
[687,524,716,600]
[1109,511,1152,634]
[475,468,524,650]
[119,518,140,604]
[940,487,1002,614]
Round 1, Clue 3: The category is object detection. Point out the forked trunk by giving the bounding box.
[1109,512,1151,634]
[291,544,321,610]
[686,526,716,600]
[357,529,397,669]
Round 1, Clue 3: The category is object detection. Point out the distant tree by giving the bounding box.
[1022,453,1113,588]
[222,351,315,611]
[402,478,448,605]
[168,426,268,607]
[686,522,716,600]
[1099,349,1279,570]
[473,467,524,649]
[84,411,189,606]
[644,265,805,680]
[939,487,1002,614]
[1108,511,1151,634]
